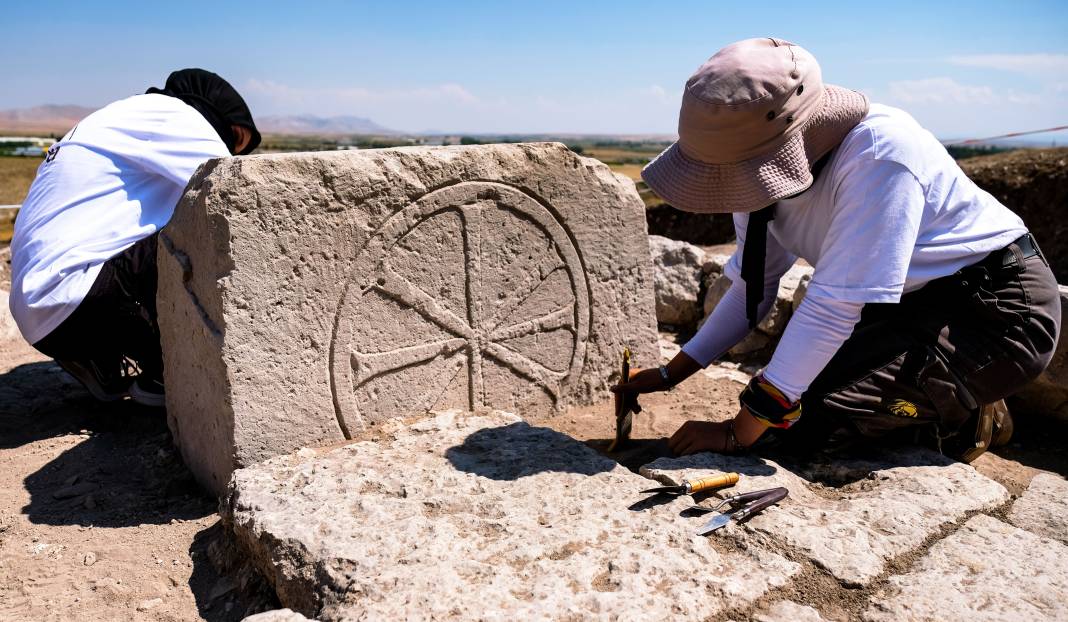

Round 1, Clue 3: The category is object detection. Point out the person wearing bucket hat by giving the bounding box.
[614,38,1061,462]
[9,69,260,408]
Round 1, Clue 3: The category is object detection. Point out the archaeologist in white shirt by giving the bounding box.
[9,69,260,407]
[614,38,1061,462]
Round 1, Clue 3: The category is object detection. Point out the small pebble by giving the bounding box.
[137,598,163,611]
[83,552,97,566]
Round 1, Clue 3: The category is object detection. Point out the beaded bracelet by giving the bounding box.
[739,374,801,429]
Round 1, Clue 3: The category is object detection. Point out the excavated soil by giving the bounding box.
[958,148,1068,281]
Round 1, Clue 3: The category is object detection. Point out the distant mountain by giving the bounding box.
[257,114,398,136]
[0,105,397,137]
[0,105,96,135]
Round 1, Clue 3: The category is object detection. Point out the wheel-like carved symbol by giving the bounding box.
[329,182,590,436]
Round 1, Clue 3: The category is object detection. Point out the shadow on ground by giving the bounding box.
[1,357,270,620]
[189,522,281,621]
[992,396,1068,478]
[0,360,213,528]
[445,421,616,480]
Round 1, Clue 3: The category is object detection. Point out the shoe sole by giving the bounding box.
[56,360,129,402]
[129,383,166,408]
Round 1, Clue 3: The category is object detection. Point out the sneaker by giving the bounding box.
[56,358,132,402]
[129,375,166,408]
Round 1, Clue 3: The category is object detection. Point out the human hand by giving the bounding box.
[668,420,739,456]
[611,367,666,395]
[667,407,767,456]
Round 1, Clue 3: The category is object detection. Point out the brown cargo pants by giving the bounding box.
[795,233,1061,452]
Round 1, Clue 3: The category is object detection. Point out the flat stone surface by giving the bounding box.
[648,235,705,327]
[1007,472,1068,545]
[224,411,799,621]
[642,448,1009,586]
[158,143,659,494]
[864,515,1068,622]
[754,600,828,622]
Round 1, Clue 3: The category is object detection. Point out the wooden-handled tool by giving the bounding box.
[640,472,740,496]
[607,348,640,452]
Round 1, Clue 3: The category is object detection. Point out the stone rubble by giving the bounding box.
[224,411,799,621]
[1007,472,1068,545]
[158,143,659,494]
[863,514,1068,622]
[641,448,1009,586]
[648,235,706,327]
[700,262,813,357]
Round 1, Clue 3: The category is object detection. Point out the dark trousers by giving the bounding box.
[798,234,1061,443]
[32,234,163,376]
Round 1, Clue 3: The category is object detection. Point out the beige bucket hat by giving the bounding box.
[642,37,869,214]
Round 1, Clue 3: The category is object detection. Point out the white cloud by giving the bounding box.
[637,84,679,106]
[947,53,1068,76]
[887,77,996,105]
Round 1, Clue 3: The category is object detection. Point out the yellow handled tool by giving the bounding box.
[640,472,739,496]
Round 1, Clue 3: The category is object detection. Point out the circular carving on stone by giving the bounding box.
[330,182,591,435]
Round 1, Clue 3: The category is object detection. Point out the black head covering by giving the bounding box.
[147,68,261,155]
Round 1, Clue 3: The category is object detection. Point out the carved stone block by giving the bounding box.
[158,143,658,494]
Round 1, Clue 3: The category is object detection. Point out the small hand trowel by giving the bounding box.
[640,472,739,496]
[696,487,789,535]
[607,348,640,452]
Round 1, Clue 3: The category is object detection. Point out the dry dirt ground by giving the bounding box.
[3,325,1066,621]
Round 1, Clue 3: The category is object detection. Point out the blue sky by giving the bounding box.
[4,1,1067,139]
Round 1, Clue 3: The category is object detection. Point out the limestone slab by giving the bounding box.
[864,515,1068,622]
[1007,472,1068,545]
[158,143,659,494]
[224,411,799,621]
[642,448,1009,586]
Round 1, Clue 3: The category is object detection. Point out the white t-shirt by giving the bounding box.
[682,104,1027,401]
[9,93,229,344]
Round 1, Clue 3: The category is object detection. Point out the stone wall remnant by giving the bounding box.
[158,143,659,494]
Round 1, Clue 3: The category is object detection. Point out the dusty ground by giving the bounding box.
[0,335,277,621]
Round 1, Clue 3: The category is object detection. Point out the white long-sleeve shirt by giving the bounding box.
[9,93,229,344]
[682,104,1027,401]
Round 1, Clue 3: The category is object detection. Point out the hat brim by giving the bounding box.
[641,84,869,214]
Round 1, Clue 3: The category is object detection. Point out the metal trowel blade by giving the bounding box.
[696,512,731,535]
[607,400,632,453]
